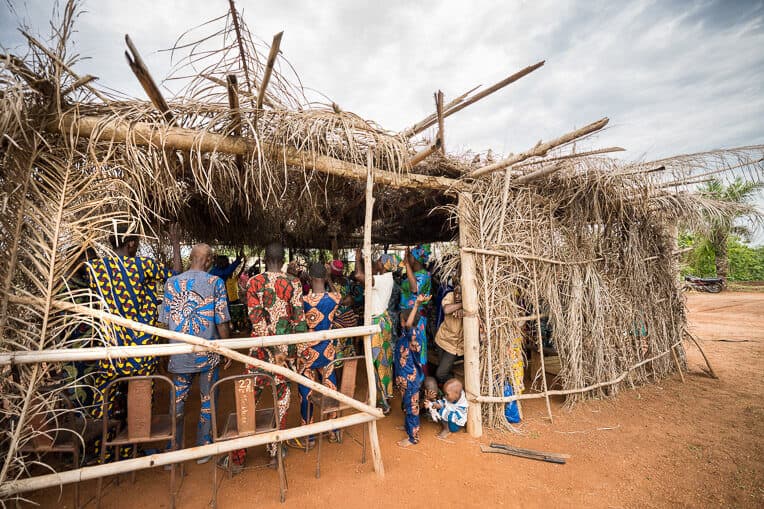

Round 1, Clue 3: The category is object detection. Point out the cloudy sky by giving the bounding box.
[2,0,763,237]
[2,0,762,157]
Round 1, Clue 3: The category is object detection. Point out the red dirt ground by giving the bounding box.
[31,292,764,508]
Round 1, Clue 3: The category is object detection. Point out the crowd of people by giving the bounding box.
[65,226,469,468]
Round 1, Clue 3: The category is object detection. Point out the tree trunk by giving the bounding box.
[713,232,729,289]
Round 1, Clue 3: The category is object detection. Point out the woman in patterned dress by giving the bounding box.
[297,263,341,429]
[399,245,432,370]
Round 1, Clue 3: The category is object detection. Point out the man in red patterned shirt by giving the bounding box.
[241,242,307,466]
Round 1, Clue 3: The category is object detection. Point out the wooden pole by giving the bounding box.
[8,296,382,418]
[124,35,172,122]
[405,140,441,168]
[470,118,609,178]
[475,341,683,403]
[0,411,377,498]
[256,31,283,110]
[458,193,483,437]
[530,262,553,422]
[435,90,445,154]
[49,113,459,192]
[0,324,379,366]
[399,85,479,139]
[400,61,545,138]
[513,146,626,169]
[362,153,385,478]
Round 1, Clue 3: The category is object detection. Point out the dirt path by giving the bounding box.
[32,292,764,508]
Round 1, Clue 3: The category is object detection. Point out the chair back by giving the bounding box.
[211,372,278,441]
[326,355,365,400]
[104,375,175,441]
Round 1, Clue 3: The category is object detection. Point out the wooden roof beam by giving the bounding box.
[50,113,460,192]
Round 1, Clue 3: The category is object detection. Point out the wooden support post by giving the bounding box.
[458,193,483,437]
[435,90,445,154]
[362,154,385,478]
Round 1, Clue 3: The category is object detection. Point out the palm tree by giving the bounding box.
[698,178,762,287]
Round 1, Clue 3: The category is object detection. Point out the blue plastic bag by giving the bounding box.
[504,382,521,423]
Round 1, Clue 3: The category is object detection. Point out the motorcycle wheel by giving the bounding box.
[707,283,722,293]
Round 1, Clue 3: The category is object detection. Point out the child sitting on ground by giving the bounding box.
[422,376,439,421]
[394,293,428,447]
[426,378,468,439]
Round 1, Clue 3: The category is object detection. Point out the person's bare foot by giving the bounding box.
[437,429,451,440]
[394,425,406,431]
[397,438,415,448]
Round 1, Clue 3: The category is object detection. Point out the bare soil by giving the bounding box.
[32,292,764,508]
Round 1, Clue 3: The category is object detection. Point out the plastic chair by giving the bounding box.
[210,372,287,506]
[96,375,178,509]
[307,354,367,478]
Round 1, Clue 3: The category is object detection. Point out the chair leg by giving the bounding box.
[170,462,176,509]
[277,442,286,503]
[211,455,218,509]
[131,444,138,484]
[96,440,107,509]
[362,422,367,465]
[316,426,323,479]
[73,448,80,509]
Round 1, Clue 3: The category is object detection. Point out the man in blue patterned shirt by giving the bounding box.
[159,244,230,463]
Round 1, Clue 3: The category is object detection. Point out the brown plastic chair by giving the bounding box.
[210,372,287,506]
[308,354,367,478]
[21,395,103,509]
[96,375,179,509]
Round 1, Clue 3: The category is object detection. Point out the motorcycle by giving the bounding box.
[683,275,723,293]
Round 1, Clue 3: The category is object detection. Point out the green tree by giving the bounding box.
[697,178,762,287]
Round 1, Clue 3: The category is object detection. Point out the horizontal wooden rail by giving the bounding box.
[0,411,377,497]
[473,341,681,403]
[7,296,382,418]
[0,324,379,365]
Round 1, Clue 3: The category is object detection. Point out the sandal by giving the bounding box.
[285,437,315,450]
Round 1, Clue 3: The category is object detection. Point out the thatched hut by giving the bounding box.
[1,1,762,502]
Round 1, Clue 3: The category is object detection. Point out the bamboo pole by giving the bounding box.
[49,113,459,192]
[8,296,382,418]
[470,118,609,178]
[0,325,379,366]
[362,153,385,478]
[684,331,718,379]
[401,61,545,139]
[256,31,283,110]
[475,341,682,403]
[458,193,482,437]
[0,411,377,498]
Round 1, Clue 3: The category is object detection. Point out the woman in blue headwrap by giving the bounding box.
[399,244,432,369]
